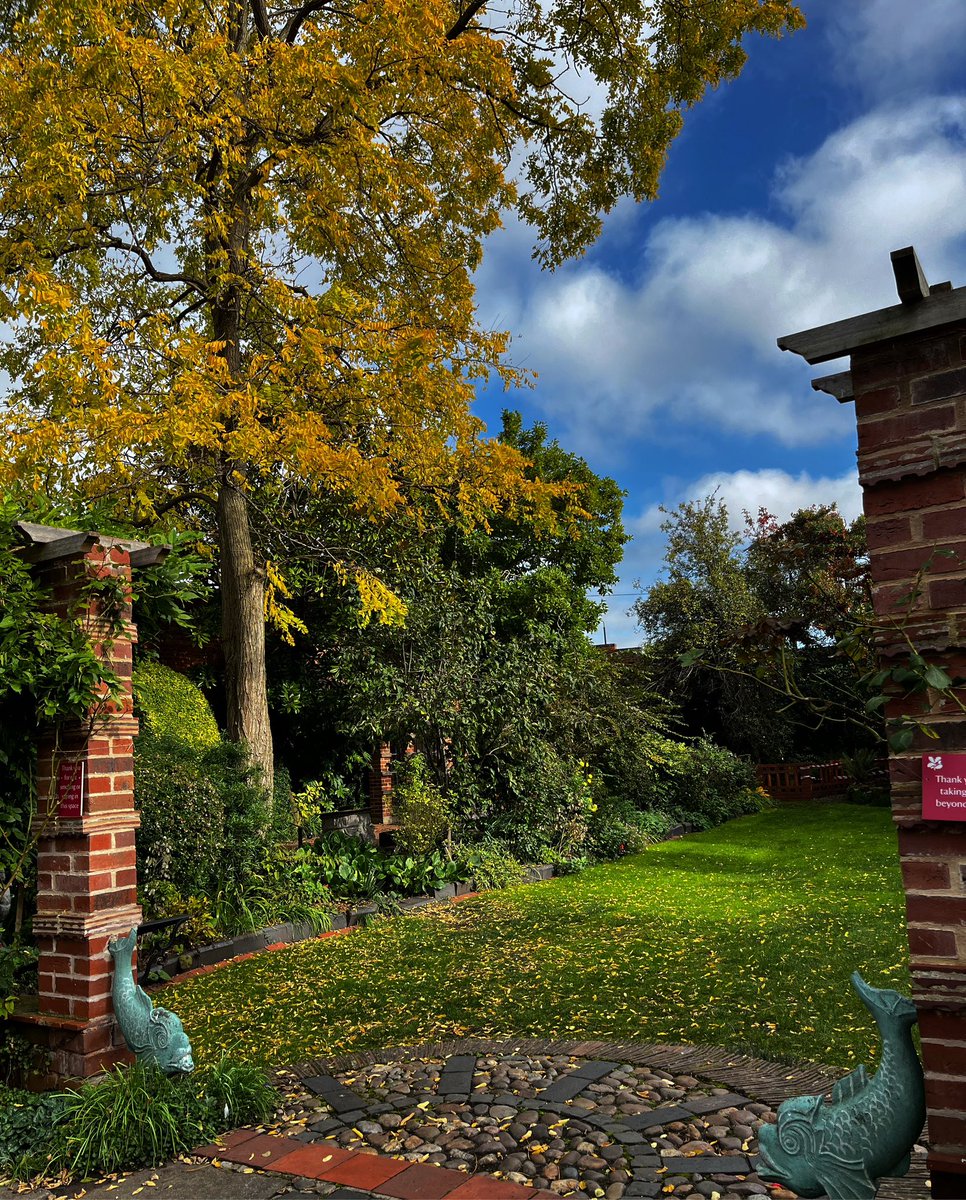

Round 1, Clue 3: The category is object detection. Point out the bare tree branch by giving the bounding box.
[103,237,206,292]
[281,0,330,43]
[447,0,488,40]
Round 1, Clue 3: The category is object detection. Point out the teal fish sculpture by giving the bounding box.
[757,972,924,1200]
[109,929,194,1075]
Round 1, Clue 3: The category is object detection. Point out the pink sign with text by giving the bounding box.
[57,760,85,820]
[922,753,966,821]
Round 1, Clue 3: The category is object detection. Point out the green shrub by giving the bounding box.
[585,795,664,861]
[136,736,226,907]
[3,1059,277,1183]
[635,808,676,840]
[462,746,595,863]
[292,777,340,839]
[132,661,219,751]
[640,735,765,830]
[269,765,297,844]
[0,1087,67,1179]
[455,838,525,890]
[146,884,220,947]
[311,831,463,901]
[393,755,452,856]
[136,735,270,911]
[213,847,333,935]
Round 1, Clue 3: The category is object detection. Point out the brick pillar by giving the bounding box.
[368,742,394,826]
[779,250,966,1197]
[13,531,147,1081]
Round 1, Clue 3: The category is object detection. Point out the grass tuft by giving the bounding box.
[1,1058,277,1184]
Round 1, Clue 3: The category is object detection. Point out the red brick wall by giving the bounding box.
[368,742,394,826]
[851,323,966,1195]
[14,540,143,1079]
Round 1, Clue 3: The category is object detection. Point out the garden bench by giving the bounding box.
[136,915,189,985]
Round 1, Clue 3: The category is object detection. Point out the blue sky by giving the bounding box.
[470,0,966,645]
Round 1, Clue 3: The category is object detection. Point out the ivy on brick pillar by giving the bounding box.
[13,523,165,1081]
[779,248,966,1200]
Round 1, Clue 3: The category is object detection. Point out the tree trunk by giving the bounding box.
[217,475,274,799]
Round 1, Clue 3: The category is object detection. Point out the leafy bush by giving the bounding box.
[312,831,462,901]
[392,754,452,856]
[137,739,333,941]
[841,748,890,806]
[585,795,665,861]
[212,847,333,935]
[639,735,766,830]
[455,838,525,890]
[0,1087,67,1178]
[460,745,596,863]
[136,735,269,913]
[291,777,340,839]
[132,661,220,751]
[269,765,297,844]
[2,1059,276,1183]
[146,885,220,949]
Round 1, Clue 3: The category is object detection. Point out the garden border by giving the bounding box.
[149,822,699,988]
[149,866,555,985]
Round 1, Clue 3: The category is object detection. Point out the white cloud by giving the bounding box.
[630,466,863,537]
[827,0,966,101]
[475,96,966,457]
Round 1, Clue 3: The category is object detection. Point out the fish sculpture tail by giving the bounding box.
[109,928,194,1075]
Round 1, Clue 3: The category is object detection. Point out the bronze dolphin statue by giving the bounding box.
[756,972,924,1200]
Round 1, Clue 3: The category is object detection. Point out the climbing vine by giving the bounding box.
[0,502,124,909]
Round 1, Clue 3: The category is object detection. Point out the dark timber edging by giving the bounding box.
[150,865,556,987]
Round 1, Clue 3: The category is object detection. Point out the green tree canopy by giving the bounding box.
[635,497,876,761]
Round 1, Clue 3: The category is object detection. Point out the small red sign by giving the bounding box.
[922,753,966,821]
[56,760,85,819]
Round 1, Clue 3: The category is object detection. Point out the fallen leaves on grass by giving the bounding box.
[167,805,908,1071]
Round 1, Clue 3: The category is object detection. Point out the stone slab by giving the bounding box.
[624,1182,663,1198]
[303,1075,368,1113]
[623,1105,693,1129]
[537,1073,589,1102]
[572,1060,622,1080]
[682,1092,749,1116]
[438,1075,474,1095]
[443,1055,477,1072]
[658,1154,752,1174]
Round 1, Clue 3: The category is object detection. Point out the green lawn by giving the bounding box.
[166,804,908,1071]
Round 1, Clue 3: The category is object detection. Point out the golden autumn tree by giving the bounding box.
[0,0,803,791]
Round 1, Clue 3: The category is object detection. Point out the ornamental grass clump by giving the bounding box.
[2,1059,277,1185]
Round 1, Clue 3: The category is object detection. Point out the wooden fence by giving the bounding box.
[755,761,850,801]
